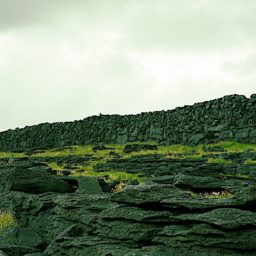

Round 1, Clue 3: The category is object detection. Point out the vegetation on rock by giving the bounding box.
[0,94,256,255]
[0,210,17,231]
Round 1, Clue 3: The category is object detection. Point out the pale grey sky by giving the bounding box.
[0,0,255,131]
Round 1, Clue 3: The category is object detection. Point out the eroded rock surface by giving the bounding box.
[0,154,256,256]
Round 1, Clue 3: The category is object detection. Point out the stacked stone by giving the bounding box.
[0,94,256,151]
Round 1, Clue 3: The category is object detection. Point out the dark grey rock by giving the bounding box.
[0,94,255,151]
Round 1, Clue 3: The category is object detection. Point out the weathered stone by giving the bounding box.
[0,94,255,151]
[0,94,256,255]
[0,163,74,194]
[175,208,256,228]
[72,176,102,194]
[0,250,8,256]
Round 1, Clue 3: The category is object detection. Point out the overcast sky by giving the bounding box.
[0,0,255,131]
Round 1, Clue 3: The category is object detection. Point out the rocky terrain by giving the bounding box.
[0,141,256,256]
[0,95,256,256]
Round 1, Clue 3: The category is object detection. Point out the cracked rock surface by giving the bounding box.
[0,154,256,256]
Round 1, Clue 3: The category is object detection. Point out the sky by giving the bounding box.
[0,0,256,131]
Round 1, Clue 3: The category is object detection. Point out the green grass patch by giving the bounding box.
[244,159,256,165]
[158,144,196,154]
[223,173,250,179]
[73,168,144,183]
[48,162,66,171]
[32,145,94,157]
[32,142,158,158]
[207,158,232,164]
[122,149,159,159]
[0,210,17,230]
[185,190,233,199]
[209,141,256,153]
[203,191,233,199]
[48,161,144,183]
[0,152,26,159]
[23,141,256,161]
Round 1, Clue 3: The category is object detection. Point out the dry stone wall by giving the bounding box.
[1,94,256,151]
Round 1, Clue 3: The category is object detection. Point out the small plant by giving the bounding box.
[185,190,197,197]
[111,182,125,193]
[0,210,17,230]
[203,191,233,199]
[185,190,233,199]
[48,162,66,171]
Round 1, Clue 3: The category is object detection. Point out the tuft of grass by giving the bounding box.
[48,161,144,183]
[203,191,233,199]
[0,210,17,230]
[111,182,125,193]
[244,159,256,165]
[209,141,256,153]
[0,152,26,159]
[223,173,250,179]
[185,190,197,197]
[74,167,144,183]
[122,149,159,159]
[185,190,233,199]
[158,144,196,154]
[207,158,232,164]
[48,162,66,171]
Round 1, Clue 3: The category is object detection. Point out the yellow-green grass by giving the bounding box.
[161,141,256,158]
[186,190,233,199]
[203,191,233,199]
[207,158,232,164]
[32,142,156,158]
[0,152,26,159]
[0,210,17,230]
[210,141,256,153]
[74,169,144,183]
[32,145,94,157]
[244,159,256,165]
[223,173,250,179]
[48,161,144,183]
[1,141,256,162]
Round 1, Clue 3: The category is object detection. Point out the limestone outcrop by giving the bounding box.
[0,153,256,256]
